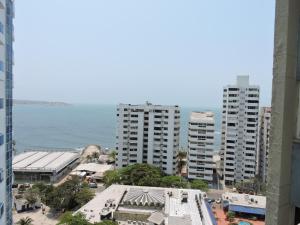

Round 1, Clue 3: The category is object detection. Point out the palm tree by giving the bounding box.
[16,217,33,225]
[177,150,187,175]
[109,150,116,162]
[109,150,117,169]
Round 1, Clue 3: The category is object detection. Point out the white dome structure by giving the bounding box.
[122,188,165,207]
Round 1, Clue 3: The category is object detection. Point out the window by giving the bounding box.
[0,202,3,219]
[0,22,3,34]
[0,169,3,182]
[0,133,3,145]
[0,99,3,109]
[0,61,3,72]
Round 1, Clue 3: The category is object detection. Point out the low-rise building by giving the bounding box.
[76,184,217,225]
[13,151,80,183]
[70,163,113,182]
[222,192,266,218]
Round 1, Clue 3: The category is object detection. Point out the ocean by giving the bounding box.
[13,104,222,153]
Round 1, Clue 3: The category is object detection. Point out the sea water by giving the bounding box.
[13,104,222,153]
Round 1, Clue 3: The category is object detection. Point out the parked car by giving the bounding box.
[89,182,97,188]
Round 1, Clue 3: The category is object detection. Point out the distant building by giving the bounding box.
[221,76,260,185]
[257,107,271,183]
[116,102,180,175]
[0,1,14,224]
[187,112,215,182]
[76,184,217,225]
[70,163,113,182]
[13,151,80,183]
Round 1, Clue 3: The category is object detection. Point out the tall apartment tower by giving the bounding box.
[221,76,260,185]
[187,112,215,182]
[257,107,271,183]
[0,1,14,225]
[116,102,180,175]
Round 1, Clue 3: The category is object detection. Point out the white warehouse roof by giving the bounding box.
[13,151,80,173]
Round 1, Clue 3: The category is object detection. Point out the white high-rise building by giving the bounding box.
[221,76,260,185]
[0,1,14,224]
[116,102,180,175]
[257,107,271,183]
[187,112,215,182]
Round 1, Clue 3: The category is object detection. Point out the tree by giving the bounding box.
[159,176,188,188]
[190,180,209,192]
[177,150,187,174]
[103,170,121,186]
[24,188,39,207]
[32,182,54,204]
[16,217,33,225]
[92,151,100,160]
[226,211,236,222]
[109,150,116,163]
[58,212,91,225]
[45,177,85,211]
[75,187,95,206]
[120,164,163,186]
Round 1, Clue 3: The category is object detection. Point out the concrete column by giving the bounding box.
[266,0,300,224]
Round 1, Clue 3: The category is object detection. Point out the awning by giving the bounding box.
[229,205,266,216]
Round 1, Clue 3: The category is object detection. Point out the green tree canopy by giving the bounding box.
[190,179,209,192]
[120,164,163,186]
[58,212,90,225]
[24,188,39,206]
[159,176,188,188]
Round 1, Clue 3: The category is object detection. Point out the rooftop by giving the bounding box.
[222,192,266,209]
[73,163,113,173]
[13,151,80,173]
[76,185,215,225]
[190,112,214,123]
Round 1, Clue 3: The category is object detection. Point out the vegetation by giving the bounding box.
[190,179,209,192]
[58,212,117,225]
[16,217,33,225]
[159,176,188,188]
[235,176,266,195]
[24,187,40,206]
[33,177,95,211]
[109,150,116,162]
[103,163,209,191]
[226,211,236,222]
[92,151,100,160]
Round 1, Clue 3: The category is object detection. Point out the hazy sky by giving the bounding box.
[14,0,275,107]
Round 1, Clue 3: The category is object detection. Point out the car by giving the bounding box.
[216,198,222,204]
[207,198,215,203]
[89,182,98,188]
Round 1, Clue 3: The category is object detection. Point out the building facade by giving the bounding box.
[116,103,180,175]
[257,107,271,183]
[0,0,14,224]
[266,0,300,224]
[220,76,260,185]
[187,112,214,182]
